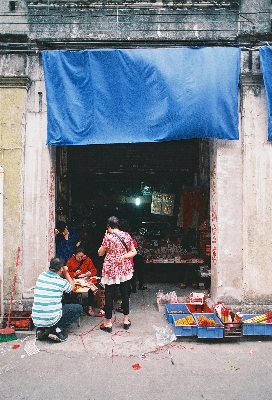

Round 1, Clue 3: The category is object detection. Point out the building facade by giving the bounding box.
[0,0,272,314]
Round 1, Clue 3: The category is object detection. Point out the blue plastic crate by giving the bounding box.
[242,314,272,336]
[194,313,224,339]
[165,303,191,323]
[172,314,198,336]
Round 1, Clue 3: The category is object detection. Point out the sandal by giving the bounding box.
[95,310,105,317]
[100,323,112,333]
[123,320,131,330]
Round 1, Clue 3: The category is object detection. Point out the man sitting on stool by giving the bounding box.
[32,257,83,342]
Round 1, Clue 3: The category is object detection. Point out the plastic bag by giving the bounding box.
[156,290,178,305]
[153,324,177,347]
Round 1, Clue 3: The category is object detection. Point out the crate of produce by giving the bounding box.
[2,311,34,331]
[194,313,224,339]
[165,303,191,323]
[172,314,198,337]
[242,313,272,336]
[186,303,213,314]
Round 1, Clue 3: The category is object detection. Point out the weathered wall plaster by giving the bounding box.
[0,87,25,306]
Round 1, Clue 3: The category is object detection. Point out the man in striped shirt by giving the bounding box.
[32,257,83,342]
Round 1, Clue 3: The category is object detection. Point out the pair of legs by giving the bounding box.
[36,303,83,341]
[103,280,131,328]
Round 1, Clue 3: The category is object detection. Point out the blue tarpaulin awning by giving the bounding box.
[42,47,241,146]
[259,46,272,141]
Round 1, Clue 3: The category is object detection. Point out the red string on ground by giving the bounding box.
[72,319,102,353]
[110,330,131,363]
[72,309,129,353]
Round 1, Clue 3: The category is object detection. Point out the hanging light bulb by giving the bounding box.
[135,197,141,206]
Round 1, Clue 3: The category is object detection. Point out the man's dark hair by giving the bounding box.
[107,216,119,229]
[56,221,66,233]
[49,257,64,272]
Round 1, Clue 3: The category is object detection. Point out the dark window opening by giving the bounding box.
[9,1,16,11]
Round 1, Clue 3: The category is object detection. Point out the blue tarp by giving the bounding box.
[42,48,241,146]
[259,47,272,141]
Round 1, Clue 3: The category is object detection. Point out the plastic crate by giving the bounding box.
[2,311,34,331]
[172,314,198,336]
[186,303,213,314]
[194,313,224,339]
[165,303,191,323]
[242,314,272,336]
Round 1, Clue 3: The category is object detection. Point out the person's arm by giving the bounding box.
[62,265,75,289]
[86,258,97,276]
[119,243,137,263]
[98,231,108,256]
[98,245,106,257]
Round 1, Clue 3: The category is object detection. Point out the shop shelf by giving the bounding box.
[172,314,198,336]
[194,313,224,339]
[221,321,243,338]
[165,303,191,323]
[242,314,272,336]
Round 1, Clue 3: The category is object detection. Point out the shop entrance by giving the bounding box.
[55,139,211,288]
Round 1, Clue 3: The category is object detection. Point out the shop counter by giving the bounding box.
[143,260,204,284]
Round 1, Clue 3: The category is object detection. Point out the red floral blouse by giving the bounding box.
[101,231,134,285]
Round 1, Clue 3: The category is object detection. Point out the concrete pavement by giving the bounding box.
[0,283,272,400]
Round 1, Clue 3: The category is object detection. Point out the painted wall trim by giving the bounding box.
[0,76,31,90]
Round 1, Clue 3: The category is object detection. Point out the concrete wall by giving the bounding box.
[0,55,55,313]
[241,74,272,309]
[0,83,25,312]
[210,50,272,311]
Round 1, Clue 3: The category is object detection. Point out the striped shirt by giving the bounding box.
[32,270,72,327]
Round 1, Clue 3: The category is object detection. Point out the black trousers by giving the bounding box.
[104,280,131,319]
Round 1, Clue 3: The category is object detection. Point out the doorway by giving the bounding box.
[55,139,211,286]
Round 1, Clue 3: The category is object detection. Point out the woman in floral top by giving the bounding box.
[98,216,137,332]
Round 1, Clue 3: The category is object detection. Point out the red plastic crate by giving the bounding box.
[2,311,34,331]
[186,303,213,314]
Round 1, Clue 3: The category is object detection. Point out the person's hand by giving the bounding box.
[119,254,126,263]
[54,228,59,235]
[75,270,81,277]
